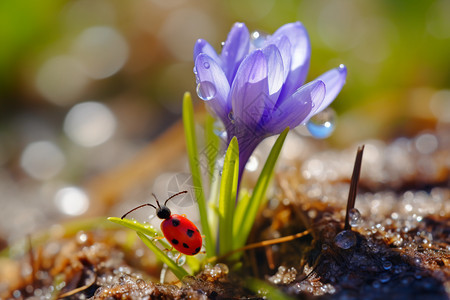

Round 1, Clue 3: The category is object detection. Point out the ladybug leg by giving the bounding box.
[153,236,165,240]
[175,252,182,264]
[163,246,173,253]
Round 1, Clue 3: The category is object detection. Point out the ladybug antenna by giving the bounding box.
[121,203,157,219]
[164,190,188,206]
[152,193,161,208]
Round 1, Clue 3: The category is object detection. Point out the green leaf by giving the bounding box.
[218,137,239,255]
[233,128,289,249]
[108,217,170,249]
[204,114,220,183]
[136,232,189,280]
[182,92,215,257]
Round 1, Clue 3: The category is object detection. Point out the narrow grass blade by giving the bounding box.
[182,92,214,257]
[108,217,169,249]
[218,137,239,255]
[206,167,221,240]
[136,232,189,280]
[204,114,220,183]
[233,128,289,249]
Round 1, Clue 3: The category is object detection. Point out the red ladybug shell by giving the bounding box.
[160,214,202,255]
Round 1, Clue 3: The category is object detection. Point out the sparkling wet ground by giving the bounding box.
[0,126,448,299]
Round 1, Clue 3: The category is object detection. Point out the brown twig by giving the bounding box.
[344,145,365,230]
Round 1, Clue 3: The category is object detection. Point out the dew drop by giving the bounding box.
[250,31,268,49]
[196,81,216,101]
[306,108,336,139]
[379,272,391,283]
[203,61,210,69]
[334,230,356,249]
[382,261,392,270]
[177,255,186,266]
[136,279,146,290]
[349,208,362,227]
[338,64,346,71]
[213,120,227,139]
[193,66,197,75]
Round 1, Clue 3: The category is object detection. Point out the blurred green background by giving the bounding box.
[0,0,449,241]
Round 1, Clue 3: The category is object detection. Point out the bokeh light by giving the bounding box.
[72,26,129,79]
[429,90,450,122]
[20,141,66,180]
[35,56,88,106]
[159,8,218,62]
[54,186,89,216]
[63,101,117,147]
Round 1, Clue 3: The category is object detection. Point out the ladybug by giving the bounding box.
[121,191,202,260]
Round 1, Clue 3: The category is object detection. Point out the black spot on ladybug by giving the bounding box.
[171,239,179,245]
[183,243,189,249]
[187,229,194,237]
[172,218,180,227]
[196,229,200,233]
[194,247,201,254]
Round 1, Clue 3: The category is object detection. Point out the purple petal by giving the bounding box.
[272,22,311,99]
[314,64,347,113]
[221,23,250,83]
[193,39,220,63]
[262,44,284,99]
[266,35,291,83]
[267,80,325,134]
[230,49,268,127]
[195,53,231,124]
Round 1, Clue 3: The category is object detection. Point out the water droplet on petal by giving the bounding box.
[250,31,269,49]
[196,81,216,101]
[334,230,356,249]
[193,66,197,75]
[213,120,227,139]
[203,62,210,69]
[338,64,346,71]
[221,41,225,48]
[306,107,336,139]
[349,208,362,227]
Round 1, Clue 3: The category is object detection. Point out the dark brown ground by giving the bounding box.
[0,125,449,299]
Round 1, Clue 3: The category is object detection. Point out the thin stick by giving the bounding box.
[58,273,97,298]
[207,229,311,263]
[344,145,365,230]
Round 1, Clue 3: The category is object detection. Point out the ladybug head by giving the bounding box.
[156,205,171,219]
[121,191,188,220]
[154,191,188,219]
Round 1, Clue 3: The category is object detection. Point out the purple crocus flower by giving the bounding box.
[194,22,347,181]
